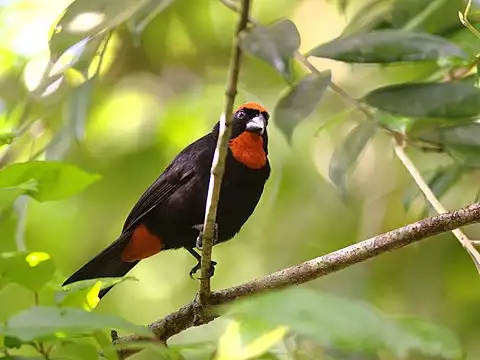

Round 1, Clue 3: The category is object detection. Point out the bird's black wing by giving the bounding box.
[121,133,214,233]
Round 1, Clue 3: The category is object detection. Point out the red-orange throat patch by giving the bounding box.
[121,224,164,262]
[229,132,266,170]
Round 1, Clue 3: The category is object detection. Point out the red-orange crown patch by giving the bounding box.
[236,102,268,114]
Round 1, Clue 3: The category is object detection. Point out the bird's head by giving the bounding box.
[231,102,269,139]
[228,102,270,170]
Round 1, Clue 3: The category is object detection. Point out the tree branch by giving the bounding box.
[197,0,252,304]
[114,202,480,356]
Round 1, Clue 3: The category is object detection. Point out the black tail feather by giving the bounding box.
[62,235,138,298]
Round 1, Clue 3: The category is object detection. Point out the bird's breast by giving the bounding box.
[228,132,267,170]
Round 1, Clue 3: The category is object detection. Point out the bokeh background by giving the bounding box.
[1,0,479,358]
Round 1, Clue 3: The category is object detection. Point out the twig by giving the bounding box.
[197,0,252,304]
[393,136,480,272]
[114,202,480,357]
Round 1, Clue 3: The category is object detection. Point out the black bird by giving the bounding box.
[63,102,271,298]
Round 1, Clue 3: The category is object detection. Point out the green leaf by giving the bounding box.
[396,317,463,359]
[1,307,151,342]
[341,0,395,36]
[0,179,37,213]
[112,341,215,359]
[0,133,15,146]
[3,335,22,349]
[328,121,377,195]
[127,0,176,41]
[56,277,137,309]
[307,30,467,63]
[227,288,463,359]
[403,165,465,211]
[50,341,99,360]
[274,71,331,141]
[417,123,480,168]
[49,0,151,75]
[0,356,44,360]
[0,161,101,204]
[240,19,300,80]
[0,252,55,292]
[363,81,480,118]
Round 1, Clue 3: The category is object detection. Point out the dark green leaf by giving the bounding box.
[240,19,300,80]
[0,133,15,146]
[428,165,464,200]
[329,121,376,195]
[274,71,331,141]
[403,165,465,211]
[363,82,480,118]
[1,306,151,342]
[0,161,101,203]
[0,252,55,292]
[3,335,22,349]
[307,30,467,63]
[227,288,462,359]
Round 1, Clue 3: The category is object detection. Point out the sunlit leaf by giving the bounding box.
[0,179,37,213]
[307,30,467,63]
[215,321,286,360]
[240,19,300,80]
[127,0,176,41]
[0,306,151,342]
[49,0,150,75]
[274,71,331,142]
[363,82,480,118]
[329,121,377,195]
[0,133,15,146]
[216,321,242,360]
[0,252,55,292]
[56,277,137,310]
[0,161,101,203]
[242,326,287,359]
[227,288,463,359]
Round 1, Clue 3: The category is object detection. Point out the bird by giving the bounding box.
[62,102,271,298]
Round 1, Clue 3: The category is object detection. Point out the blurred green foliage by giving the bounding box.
[0,0,480,359]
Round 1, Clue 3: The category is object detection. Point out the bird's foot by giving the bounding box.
[189,260,217,279]
[192,223,219,250]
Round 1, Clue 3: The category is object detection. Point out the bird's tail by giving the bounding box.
[62,235,138,298]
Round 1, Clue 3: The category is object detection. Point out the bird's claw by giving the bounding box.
[189,260,217,279]
[192,223,219,250]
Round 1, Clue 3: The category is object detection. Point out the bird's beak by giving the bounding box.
[245,114,265,135]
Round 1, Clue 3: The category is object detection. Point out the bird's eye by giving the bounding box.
[237,110,246,119]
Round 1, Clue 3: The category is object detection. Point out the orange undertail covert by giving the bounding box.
[121,224,164,262]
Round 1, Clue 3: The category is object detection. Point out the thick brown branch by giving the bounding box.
[114,202,480,356]
[197,0,251,304]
